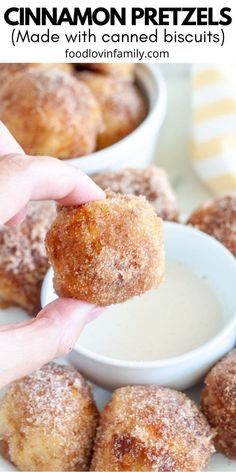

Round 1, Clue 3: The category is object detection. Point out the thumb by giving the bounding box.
[0,298,102,388]
[0,122,26,226]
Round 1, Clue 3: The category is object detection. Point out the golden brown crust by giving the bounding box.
[0,69,102,159]
[187,195,236,256]
[93,167,179,222]
[46,191,164,306]
[79,63,135,82]
[201,349,236,459]
[91,386,214,471]
[0,201,55,314]
[0,363,98,471]
[77,71,147,150]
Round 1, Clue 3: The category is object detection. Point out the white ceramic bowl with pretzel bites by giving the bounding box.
[66,64,167,174]
[41,222,236,391]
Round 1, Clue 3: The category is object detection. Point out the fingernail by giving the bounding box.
[5,208,27,227]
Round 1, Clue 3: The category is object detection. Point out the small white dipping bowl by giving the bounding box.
[41,222,236,391]
[66,64,166,175]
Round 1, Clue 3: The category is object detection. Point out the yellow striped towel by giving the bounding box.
[191,64,236,194]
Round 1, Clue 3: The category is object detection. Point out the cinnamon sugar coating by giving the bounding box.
[187,195,236,256]
[0,363,98,471]
[78,63,135,82]
[77,71,147,150]
[201,349,236,459]
[0,63,73,84]
[93,167,179,222]
[0,201,55,314]
[91,386,214,471]
[46,191,164,306]
[0,69,102,158]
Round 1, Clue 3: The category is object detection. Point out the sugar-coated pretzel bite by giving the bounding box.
[201,349,236,459]
[79,63,135,82]
[0,63,73,84]
[0,68,102,159]
[91,385,214,471]
[46,191,164,306]
[187,195,236,256]
[93,166,179,222]
[0,201,55,314]
[0,363,98,471]
[77,70,147,150]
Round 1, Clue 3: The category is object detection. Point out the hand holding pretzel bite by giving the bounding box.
[0,122,105,388]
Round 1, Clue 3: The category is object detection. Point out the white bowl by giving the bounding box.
[41,222,236,391]
[66,64,166,175]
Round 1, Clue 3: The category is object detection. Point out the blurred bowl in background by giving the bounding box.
[67,64,167,175]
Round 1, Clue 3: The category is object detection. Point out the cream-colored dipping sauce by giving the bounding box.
[78,260,224,361]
